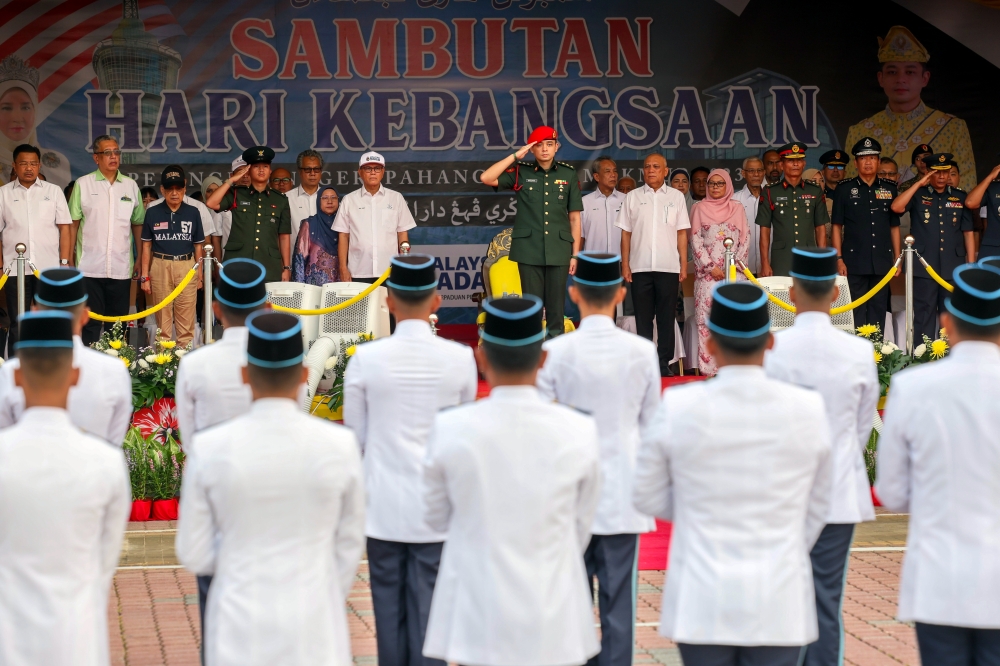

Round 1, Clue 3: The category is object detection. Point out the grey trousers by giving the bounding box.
[677,644,801,666]
[584,534,639,666]
[802,523,855,666]
[367,538,445,666]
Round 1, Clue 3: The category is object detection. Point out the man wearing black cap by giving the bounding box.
[342,254,477,666]
[423,295,601,666]
[892,153,976,341]
[174,257,270,647]
[176,311,365,666]
[634,282,833,666]
[819,149,848,200]
[0,310,130,665]
[0,267,132,444]
[537,252,661,666]
[832,137,902,330]
[765,247,880,666]
[139,165,205,348]
[205,146,292,283]
[756,142,830,277]
[898,143,933,194]
[877,263,1000,666]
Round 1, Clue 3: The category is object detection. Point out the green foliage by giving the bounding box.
[320,333,374,412]
[865,429,879,486]
[122,426,185,500]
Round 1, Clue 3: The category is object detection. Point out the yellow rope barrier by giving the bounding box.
[0,272,8,293]
[918,258,955,293]
[89,265,201,322]
[739,258,901,315]
[271,267,391,315]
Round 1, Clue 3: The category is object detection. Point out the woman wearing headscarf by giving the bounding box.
[0,56,71,188]
[690,169,749,376]
[292,186,341,285]
[670,168,695,213]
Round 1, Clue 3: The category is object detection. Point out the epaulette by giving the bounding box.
[556,161,574,169]
[517,161,532,167]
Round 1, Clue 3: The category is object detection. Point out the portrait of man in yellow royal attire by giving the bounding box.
[843,26,976,192]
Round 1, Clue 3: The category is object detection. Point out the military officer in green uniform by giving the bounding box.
[206,146,291,283]
[756,142,830,277]
[480,126,583,339]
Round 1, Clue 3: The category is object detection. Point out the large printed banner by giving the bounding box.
[5,0,1000,317]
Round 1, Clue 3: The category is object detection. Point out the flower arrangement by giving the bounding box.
[317,333,374,415]
[130,333,191,409]
[90,321,137,372]
[122,425,184,501]
[856,324,949,397]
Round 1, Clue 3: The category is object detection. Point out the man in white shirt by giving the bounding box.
[0,267,132,445]
[877,262,1000,666]
[67,135,145,344]
[174,258,270,650]
[343,254,477,666]
[634,282,832,666]
[176,311,365,666]
[0,310,130,666]
[423,296,601,666]
[335,151,415,283]
[286,149,324,242]
[732,156,767,275]
[581,156,625,253]
[537,252,659,666]
[616,153,690,376]
[764,247,880,666]
[0,144,72,353]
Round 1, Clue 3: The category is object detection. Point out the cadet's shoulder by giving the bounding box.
[555,161,576,171]
[80,344,130,373]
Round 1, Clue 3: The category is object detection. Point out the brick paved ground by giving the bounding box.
[108,552,915,666]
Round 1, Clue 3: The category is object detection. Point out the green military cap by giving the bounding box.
[242,145,275,165]
[819,149,849,166]
[778,142,808,159]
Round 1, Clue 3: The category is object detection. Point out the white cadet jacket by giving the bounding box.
[422,386,601,666]
[342,319,477,542]
[176,399,366,666]
[175,327,253,449]
[0,336,132,445]
[765,312,879,524]
[876,342,1000,628]
[634,366,832,646]
[537,314,659,534]
[0,408,130,666]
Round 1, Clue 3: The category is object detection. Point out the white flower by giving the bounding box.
[881,341,898,353]
[914,343,926,357]
[0,358,5,367]
[138,359,149,369]
[145,354,156,363]
[175,349,187,358]
[104,348,119,357]
[324,356,338,370]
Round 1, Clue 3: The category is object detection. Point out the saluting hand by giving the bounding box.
[917,171,934,187]
[515,142,537,160]
[230,165,250,184]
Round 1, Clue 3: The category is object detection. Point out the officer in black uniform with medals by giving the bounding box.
[819,149,849,200]
[205,146,292,283]
[832,137,901,330]
[892,153,976,342]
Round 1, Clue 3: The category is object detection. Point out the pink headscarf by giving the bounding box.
[690,168,747,238]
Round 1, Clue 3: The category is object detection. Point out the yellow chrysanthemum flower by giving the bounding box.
[857,324,879,338]
[930,339,949,359]
[122,357,131,369]
[154,353,172,365]
[939,327,947,339]
[346,345,357,357]
[109,339,123,350]
[161,340,176,349]
[874,350,883,363]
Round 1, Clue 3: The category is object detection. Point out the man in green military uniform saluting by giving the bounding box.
[480,126,583,339]
[206,146,291,283]
[756,142,830,277]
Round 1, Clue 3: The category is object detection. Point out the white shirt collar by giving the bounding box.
[714,365,767,382]
[12,179,42,191]
[793,311,833,328]
[221,326,248,343]
[19,406,73,427]
[489,385,541,401]
[592,188,621,200]
[393,319,433,338]
[295,185,319,198]
[578,314,617,331]
[643,182,670,195]
[949,341,1000,362]
[360,185,384,198]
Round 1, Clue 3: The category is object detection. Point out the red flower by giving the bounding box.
[132,397,180,445]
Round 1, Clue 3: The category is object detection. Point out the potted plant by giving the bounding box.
[149,435,184,521]
[314,333,374,421]
[123,427,153,521]
[130,334,190,410]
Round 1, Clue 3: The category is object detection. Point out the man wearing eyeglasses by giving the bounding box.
[733,156,767,274]
[286,149,324,243]
[269,168,293,194]
[206,145,292,284]
[334,152,415,288]
[819,150,848,200]
[67,134,145,344]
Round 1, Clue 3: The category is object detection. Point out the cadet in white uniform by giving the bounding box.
[877,262,1000,665]
[634,282,833,666]
[176,311,365,666]
[0,310,130,666]
[342,254,477,666]
[0,267,132,444]
[422,295,601,666]
[536,252,659,666]
[764,247,880,666]
[173,257,269,653]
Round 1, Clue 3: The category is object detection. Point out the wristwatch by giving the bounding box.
[59,259,68,266]
[139,276,149,283]
[282,265,291,271]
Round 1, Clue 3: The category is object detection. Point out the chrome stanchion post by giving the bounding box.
[723,238,735,284]
[904,236,915,355]
[203,245,214,345]
[429,313,438,336]
[14,243,26,322]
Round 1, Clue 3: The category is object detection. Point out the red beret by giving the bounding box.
[527,126,558,144]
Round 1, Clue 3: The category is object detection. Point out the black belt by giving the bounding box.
[152,252,194,261]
